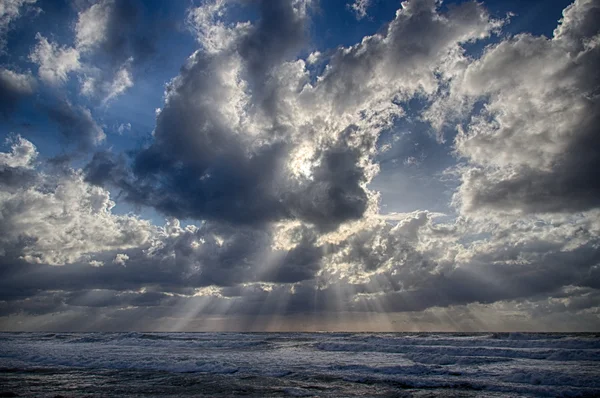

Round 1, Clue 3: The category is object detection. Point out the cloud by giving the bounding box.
[112,253,129,266]
[327,211,600,315]
[0,138,154,266]
[86,0,309,226]
[0,217,322,306]
[0,135,37,168]
[82,62,134,103]
[74,0,113,51]
[1,209,598,330]
[27,0,155,100]
[318,0,500,114]
[0,68,36,116]
[75,0,157,66]
[4,140,598,311]
[1,0,600,331]
[348,0,372,20]
[0,135,38,190]
[103,64,133,101]
[0,0,37,50]
[86,0,499,232]
[29,33,81,85]
[116,122,131,135]
[73,0,159,100]
[444,0,600,217]
[44,100,105,150]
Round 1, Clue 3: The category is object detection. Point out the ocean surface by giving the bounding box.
[1,332,599,397]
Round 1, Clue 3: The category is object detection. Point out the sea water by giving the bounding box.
[1,332,599,397]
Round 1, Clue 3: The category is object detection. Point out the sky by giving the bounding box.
[0,0,598,332]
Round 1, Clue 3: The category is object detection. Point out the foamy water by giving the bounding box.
[1,332,599,397]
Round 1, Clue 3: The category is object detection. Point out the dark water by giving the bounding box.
[1,332,599,397]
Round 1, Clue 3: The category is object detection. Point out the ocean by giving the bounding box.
[0,332,599,397]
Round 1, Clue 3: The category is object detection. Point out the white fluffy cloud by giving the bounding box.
[75,0,112,50]
[432,0,600,217]
[82,62,134,103]
[348,0,372,20]
[112,253,129,266]
[0,135,37,168]
[0,138,153,265]
[29,34,81,85]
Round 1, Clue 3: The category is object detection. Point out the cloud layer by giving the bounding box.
[0,0,599,331]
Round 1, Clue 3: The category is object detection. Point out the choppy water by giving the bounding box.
[1,332,599,397]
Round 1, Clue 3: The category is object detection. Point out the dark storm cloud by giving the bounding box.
[318,211,600,314]
[84,150,129,186]
[0,253,150,301]
[286,144,370,231]
[0,264,336,317]
[0,219,325,310]
[43,100,104,150]
[1,213,599,320]
[88,143,289,225]
[238,0,305,76]
[63,289,175,308]
[5,231,598,318]
[83,0,499,231]
[582,265,600,290]
[260,225,323,284]
[357,244,600,312]
[87,0,157,66]
[462,101,600,214]
[4,207,598,320]
[86,135,371,231]
[0,69,35,116]
[75,0,159,67]
[0,138,326,311]
[237,0,307,113]
[0,288,177,318]
[0,164,37,190]
[84,0,371,231]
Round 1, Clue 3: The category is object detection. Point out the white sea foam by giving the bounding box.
[313,341,600,361]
